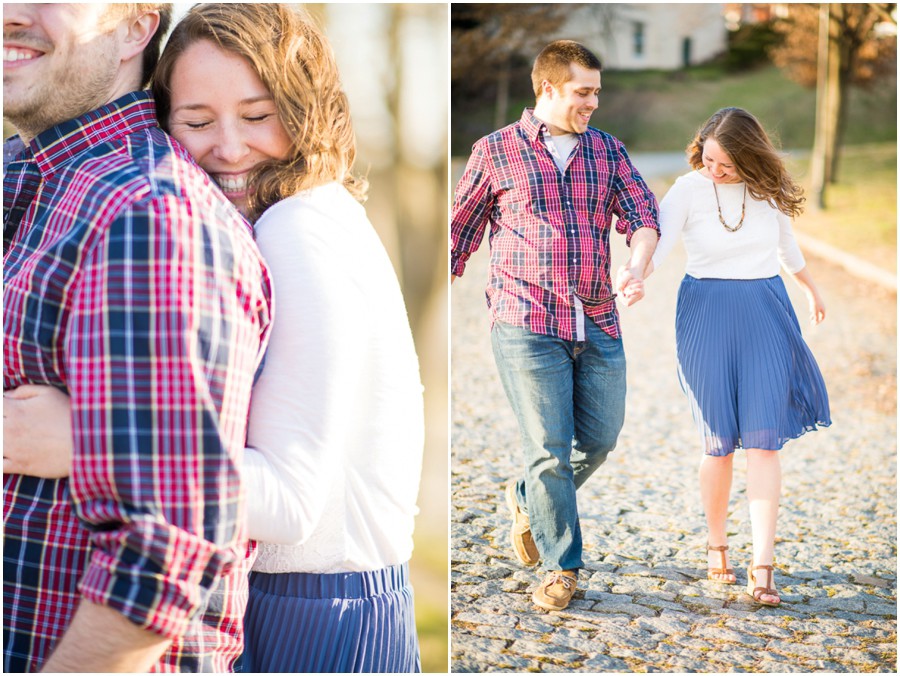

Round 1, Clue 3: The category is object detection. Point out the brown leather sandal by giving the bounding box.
[746,564,781,606]
[706,544,736,584]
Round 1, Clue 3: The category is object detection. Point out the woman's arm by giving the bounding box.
[789,265,826,325]
[2,384,73,477]
[618,174,690,290]
[776,211,824,325]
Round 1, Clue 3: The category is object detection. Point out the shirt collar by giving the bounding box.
[22,90,159,178]
[520,108,548,142]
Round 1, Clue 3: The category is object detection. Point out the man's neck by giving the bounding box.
[13,84,142,145]
[532,105,568,137]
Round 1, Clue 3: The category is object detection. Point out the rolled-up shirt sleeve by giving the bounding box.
[66,195,270,639]
[451,140,495,277]
[610,140,660,245]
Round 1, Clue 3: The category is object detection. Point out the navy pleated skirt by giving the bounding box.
[238,562,421,673]
[675,275,831,456]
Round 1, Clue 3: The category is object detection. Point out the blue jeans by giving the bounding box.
[491,319,627,571]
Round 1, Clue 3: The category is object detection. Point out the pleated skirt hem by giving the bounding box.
[675,275,832,457]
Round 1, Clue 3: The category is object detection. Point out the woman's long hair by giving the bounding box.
[153,3,367,221]
[687,107,805,218]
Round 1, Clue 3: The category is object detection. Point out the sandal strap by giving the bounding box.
[752,586,778,599]
[709,567,735,575]
[750,565,778,599]
[707,544,732,574]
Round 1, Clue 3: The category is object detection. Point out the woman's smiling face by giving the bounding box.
[701,137,741,184]
[166,39,293,216]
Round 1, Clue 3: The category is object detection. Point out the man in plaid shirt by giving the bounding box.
[3,4,272,671]
[451,40,659,611]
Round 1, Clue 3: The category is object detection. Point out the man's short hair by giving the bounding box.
[108,3,173,88]
[532,40,602,98]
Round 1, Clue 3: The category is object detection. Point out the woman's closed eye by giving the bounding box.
[245,112,276,123]
[173,117,213,130]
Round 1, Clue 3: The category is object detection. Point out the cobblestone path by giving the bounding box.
[450,173,897,673]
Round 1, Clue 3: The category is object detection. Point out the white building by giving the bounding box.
[560,4,727,70]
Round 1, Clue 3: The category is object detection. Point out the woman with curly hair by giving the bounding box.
[3,4,423,671]
[625,107,831,607]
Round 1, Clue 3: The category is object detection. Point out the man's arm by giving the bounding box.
[609,140,661,306]
[450,140,494,281]
[616,226,658,306]
[61,196,268,663]
[41,601,170,673]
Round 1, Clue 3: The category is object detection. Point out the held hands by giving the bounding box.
[616,264,646,306]
[3,384,74,478]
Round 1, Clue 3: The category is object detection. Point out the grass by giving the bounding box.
[452,63,897,155]
[788,143,897,274]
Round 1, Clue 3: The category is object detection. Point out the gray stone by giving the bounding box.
[451,633,509,657]
[455,611,520,629]
[578,653,631,672]
[863,601,898,617]
[766,639,834,660]
[840,649,889,667]
[633,614,691,636]
[689,625,768,647]
[463,623,525,642]
[490,654,540,670]
[722,618,794,638]
[589,599,658,618]
[516,615,559,635]
[507,639,583,664]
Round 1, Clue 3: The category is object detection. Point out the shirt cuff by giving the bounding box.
[78,527,243,640]
[451,250,470,277]
[624,221,661,247]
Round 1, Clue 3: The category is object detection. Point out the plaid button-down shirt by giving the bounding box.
[451,108,659,341]
[3,92,273,672]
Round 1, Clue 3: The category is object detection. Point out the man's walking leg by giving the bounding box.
[491,322,583,610]
[571,319,627,489]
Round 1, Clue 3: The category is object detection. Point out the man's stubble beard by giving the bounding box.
[4,31,121,140]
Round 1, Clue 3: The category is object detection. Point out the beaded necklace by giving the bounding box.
[712,182,746,233]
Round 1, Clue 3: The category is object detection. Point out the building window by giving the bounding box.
[633,21,645,56]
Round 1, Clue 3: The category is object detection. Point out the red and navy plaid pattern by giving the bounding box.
[451,108,659,340]
[3,91,273,672]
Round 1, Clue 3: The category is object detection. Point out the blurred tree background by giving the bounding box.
[452,3,896,157]
[4,3,449,671]
[451,3,896,273]
[295,5,450,671]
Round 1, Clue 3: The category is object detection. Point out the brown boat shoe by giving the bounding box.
[505,482,539,566]
[532,570,578,611]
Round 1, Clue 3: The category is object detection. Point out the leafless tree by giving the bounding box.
[452,4,570,128]
[770,3,896,203]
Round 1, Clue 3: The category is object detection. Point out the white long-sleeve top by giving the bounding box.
[243,182,424,574]
[651,170,806,278]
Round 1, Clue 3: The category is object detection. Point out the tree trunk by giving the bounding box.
[811,3,831,209]
[826,3,847,184]
[494,55,511,131]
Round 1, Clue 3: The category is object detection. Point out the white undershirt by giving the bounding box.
[242,182,424,574]
[548,133,578,174]
[652,170,806,278]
